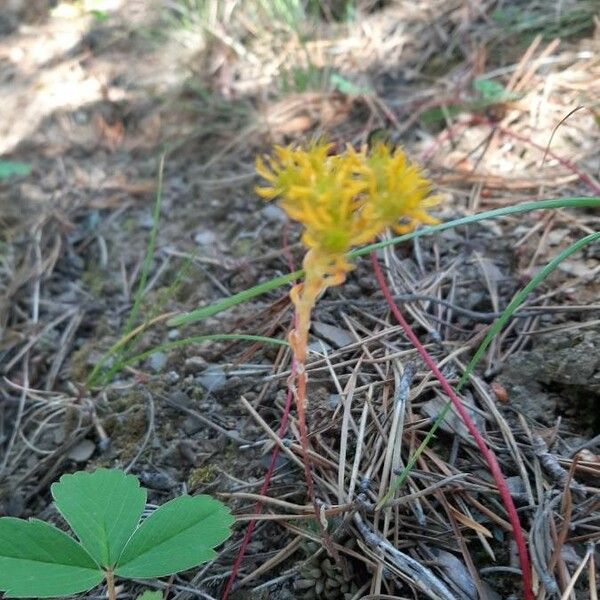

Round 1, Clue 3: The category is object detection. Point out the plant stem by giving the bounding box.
[295,366,341,565]
[105,570,116,600]
[370,252,534,600]
[289,268,341,563]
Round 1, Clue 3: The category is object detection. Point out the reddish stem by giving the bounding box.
[495,122,600,196]
[294,365,320,514]
[221,372,294,600]
[370,252,534,600]
[470,115,600,195]
[294,360,341,563]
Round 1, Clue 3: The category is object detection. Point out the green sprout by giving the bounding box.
[0,469,233,599]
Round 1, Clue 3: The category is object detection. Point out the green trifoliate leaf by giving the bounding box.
[0,518,103,598]
[51,468,147,567]
[116,495,234,578]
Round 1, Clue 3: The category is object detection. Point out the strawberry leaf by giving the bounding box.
[116,495,233,578]
[51,469,147,567]
[0,518,103,598]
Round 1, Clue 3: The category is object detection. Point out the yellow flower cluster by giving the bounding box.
[256,140,439,363]
[255,140,438,279]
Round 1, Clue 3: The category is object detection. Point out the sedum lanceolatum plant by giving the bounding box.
[256,140,438,362]
[255,140,438,514]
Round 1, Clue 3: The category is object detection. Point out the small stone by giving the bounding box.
[182,416,203,435]
[305,568,322,579]
[328,394,341,409]
[312,322,354,348]
[184,356,207,374]
[342,282,361,296]
[308,340,332,355]
[421,395,485,441]
[139,213,154,230]
[170,390,193,408]
[197,365,227,391]
[68,439,95,463]
[168,329,181,340]
[194,230,217,246]
[138,470,177,490]
[245,540,264,554]
[73,110,89,124]
[558,260,594,279]
[261,204,287,223]
[513,225,530,237]
[148,351,167,372]
[547,228,569,245]
[165,370,180,384]
[293,579,315,591]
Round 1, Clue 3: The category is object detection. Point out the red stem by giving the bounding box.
[294,360,341,563]
[493,121,600,196]
[295,366,319,513]
[370,252,534,600]
[221,368,295,600]
[420,114,600,196]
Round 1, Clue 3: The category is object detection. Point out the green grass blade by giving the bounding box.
[168,271,302,326]
[122,334,289,370]
[350,197,599,258]
[137,592,162,600]
[168,197,600,328]
[0,160,31,179]
[87,157,167,387]
[91,334,288,387]
[379,231,599,507]
[457,230,600,389]
[112,255,197,374]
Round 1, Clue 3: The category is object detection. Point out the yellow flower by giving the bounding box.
[359,142,440,234]
[255,140,438,275]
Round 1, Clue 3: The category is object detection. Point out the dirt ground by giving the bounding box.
[1,1,599,599]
